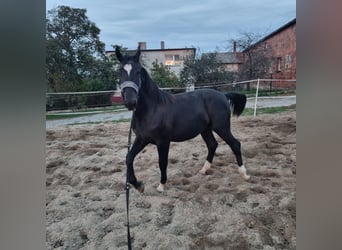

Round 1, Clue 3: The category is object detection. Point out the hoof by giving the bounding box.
[238,165,250,181]
[199,169,207,175]
[199,161,211,175]
[136,181,145,193]
[157,183,165,192]
[242,174,251,181]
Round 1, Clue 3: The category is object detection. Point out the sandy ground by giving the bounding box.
[46,110,296,250]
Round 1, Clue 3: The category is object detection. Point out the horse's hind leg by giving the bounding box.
[214,127,250,180]
[156,141,170,192]
[199,129,218,174]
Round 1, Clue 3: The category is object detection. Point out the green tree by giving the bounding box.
[46,6,116,92]
[150,60,181,88]
[180,49,234,86]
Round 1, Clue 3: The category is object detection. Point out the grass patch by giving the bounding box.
[46,107,127,121]
[46,114,90,120]
[75,105,125,112]
[111,118,131,123]
[68,118,131,126]
[46,105,126,120]
[69,121,103,125]
[242,106,293,116]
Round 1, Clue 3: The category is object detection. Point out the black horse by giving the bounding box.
[116,46,250,192]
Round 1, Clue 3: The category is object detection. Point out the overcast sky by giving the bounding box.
[46,0,296,53]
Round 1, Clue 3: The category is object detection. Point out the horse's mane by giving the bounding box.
[141,68,175,105]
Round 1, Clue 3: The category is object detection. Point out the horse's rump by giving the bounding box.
[190,89,246,117]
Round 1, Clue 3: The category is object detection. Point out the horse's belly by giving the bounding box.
[171,131,199,142]
[170,117,207,142]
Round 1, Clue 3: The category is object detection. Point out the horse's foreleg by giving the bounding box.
[156,142,170,192]
[126,137,148,192]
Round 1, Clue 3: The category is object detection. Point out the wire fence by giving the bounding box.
[46,78,296,115]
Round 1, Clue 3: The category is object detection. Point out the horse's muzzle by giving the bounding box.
[122,89,138,111]
[125,100,137,111]
[120,81,140,111]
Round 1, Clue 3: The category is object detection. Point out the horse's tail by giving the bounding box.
[224,92,247,117]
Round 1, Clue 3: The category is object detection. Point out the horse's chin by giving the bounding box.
[125,104,136,111]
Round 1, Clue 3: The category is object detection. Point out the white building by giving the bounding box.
[106,41,196,77]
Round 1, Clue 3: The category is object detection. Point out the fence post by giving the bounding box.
[253,78,260,117]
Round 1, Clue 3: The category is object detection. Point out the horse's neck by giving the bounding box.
[135,69,171,116]
[141,68,159,94]
[140,68,165,102]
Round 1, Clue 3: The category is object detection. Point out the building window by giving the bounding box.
[285,54,292,70]
[264,43,269,50]
[165,54,181,66]
[285,54,292,63]
[276,57,282,72]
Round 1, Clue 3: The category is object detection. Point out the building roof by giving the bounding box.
[106,47,196,54]
[216,52,244,64]
[261,18,296,42]
[202,52,244,64]
[244,18,296,51]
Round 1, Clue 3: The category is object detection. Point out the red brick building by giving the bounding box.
[248,18,296,80]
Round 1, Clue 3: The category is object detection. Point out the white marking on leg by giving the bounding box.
[199,160,211,175]
[157,183,165,192]
[238,165,250,180]
[123,64,132,76]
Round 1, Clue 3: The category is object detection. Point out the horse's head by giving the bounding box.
[115,46,142,111]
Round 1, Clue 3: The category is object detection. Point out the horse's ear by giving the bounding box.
[134,46,141,62]
[115,46,123,62]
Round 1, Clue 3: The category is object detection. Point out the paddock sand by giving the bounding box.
[46,110,296,250]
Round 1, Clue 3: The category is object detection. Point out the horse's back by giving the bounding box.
[191,89,230,111]
[174,88,228,105]
[172,89,230,116]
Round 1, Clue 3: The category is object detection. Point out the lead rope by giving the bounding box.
[126,118,133,250]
